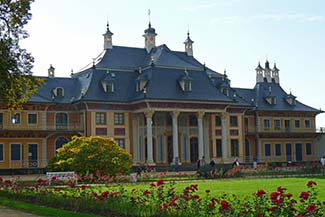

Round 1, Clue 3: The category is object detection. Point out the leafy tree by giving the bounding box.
[0,0,43,111]
[47,136,133,176]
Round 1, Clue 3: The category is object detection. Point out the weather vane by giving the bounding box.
[148,9,151,23]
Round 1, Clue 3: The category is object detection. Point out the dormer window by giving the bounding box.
[285,93,296,106]
[264,96,276,105]
[52,87,64,98]
[136,79,148,92]
[101,71,115,93]
[102,81,114,93]
[179,69,193,92]
[221,87,229,96]
[179,80,192,92]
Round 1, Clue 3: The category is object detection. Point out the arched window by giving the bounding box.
[55,137,69,153]
[56,87,64,97]
[56,113,68,130]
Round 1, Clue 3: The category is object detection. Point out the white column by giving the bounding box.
[221,113,228,160]
[203,115,210,162]
[197,111,204,159]
[145,111,154,164]
[132,115,138,163]
[172,111,180,164]
[42,112,47,130]
[42,139,47,167]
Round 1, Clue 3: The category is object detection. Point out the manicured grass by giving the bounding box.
[111,176,325,200]
[0,197,100,217]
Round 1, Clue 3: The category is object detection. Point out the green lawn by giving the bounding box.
[111,176,325,200]
[1,177,324,217]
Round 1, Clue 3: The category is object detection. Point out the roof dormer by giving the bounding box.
[285,92,296,106]
[101,71,115,93]
[178,69,192,92]
[264,87,276,105]
[52,87,64,98]
[136,74,148,92]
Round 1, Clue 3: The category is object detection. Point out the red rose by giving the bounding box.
[307,204,316,214]
[143,190,151,195]
[307,180,317,187]
[220,200,230,210]
[299,191,310,200]
[157,179,164,186]
[256,189,266,197]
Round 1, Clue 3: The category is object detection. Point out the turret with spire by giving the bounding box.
[255,62,264,83]
[184,31,194,56]
[103,22,113,50]
[264,60,272,83]
[272,63,280,84]
[143,10,157,53]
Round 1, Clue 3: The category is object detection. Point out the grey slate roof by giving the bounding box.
[28,42,318,112]
[234,81,320,113]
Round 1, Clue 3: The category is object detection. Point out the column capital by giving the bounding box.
[144,110,154,118]
[221,112,227,119]
[171,110,180,118]
[197,111,205,119]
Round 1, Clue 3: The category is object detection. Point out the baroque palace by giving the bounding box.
[0,22,322,171]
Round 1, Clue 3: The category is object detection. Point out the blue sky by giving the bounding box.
[21,0,325,127]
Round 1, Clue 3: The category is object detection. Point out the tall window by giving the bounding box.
[0,144,3,161]
[306,143,312,155]
[96,113,106,125]
[28,113,38,125]
[295,120,300,128]
[275,143,281,156]
[55,137,68,152]
[263,119,270,129]
[184,81,192,91]
[304,120,311,128]
[189,115,198,126]
[230,116,238,127]
[274,119,281,130]
[216,139,222,157]
[0,113,3,126]
[231,139,239,157]
[56,113,68,129]
[115,139,125,149]
[114,113,124,125]
[11,144,21,161]
[284,120,290,130]
[215,116,221,127]
[265,143,271,156]
[11,113,21,124]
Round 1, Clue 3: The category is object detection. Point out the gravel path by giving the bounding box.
[0,205,41,217]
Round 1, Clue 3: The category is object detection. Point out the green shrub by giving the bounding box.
[47,136,132,176]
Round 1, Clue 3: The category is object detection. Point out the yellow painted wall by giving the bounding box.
[0,139,43,169]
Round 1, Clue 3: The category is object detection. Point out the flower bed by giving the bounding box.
[0,175,324,216]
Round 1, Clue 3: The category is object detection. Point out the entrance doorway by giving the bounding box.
[28,144,38,168]
[245,139,250,163]
[295,143,302,162]
[285,143,292,162]
[167,136,173,164]
[190,137,199,163]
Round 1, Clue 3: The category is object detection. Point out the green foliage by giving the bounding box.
[0,0,43,111]
[47,136,133,176]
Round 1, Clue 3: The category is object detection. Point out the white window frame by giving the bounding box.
[27,113,38,125]
[11,112,21,125]
[10,143,22,161]
[95,112,106,125]
[274,119,281,130]
[55,112,69,129]
[304,119,311,128]
[263,119,270,130]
